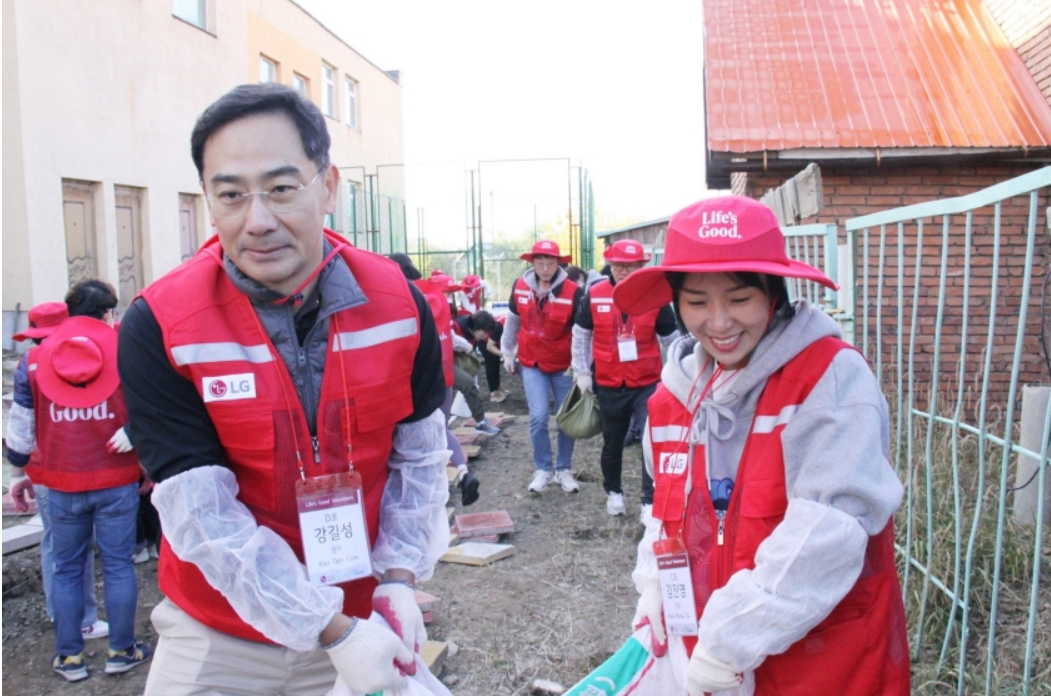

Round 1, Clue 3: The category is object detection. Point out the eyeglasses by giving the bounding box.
[206,169,324,218]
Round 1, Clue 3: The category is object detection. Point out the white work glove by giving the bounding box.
[9,472,35,514]
[371,581,425,674]
[325,618,411,693]
[632,580,667,657]
[503,354,517,375]
[687,640,744,695]
[574,373,593,393]
[107,427,133,454]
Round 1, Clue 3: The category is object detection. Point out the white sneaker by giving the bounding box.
[607,492,626,516]
[132,547,150,564]
[81,620,109,640]
[639,503,654,524]
[147,543,159,559]
[555,469,580,493]
[528,470,552,493]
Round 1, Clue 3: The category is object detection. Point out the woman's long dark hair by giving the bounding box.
[666,271,795,335]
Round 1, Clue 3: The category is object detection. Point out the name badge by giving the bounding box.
[296,472,372,586]
[617,336,639,362]
[654,537,698,636]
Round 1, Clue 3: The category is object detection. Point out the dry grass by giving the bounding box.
[884,377,1051,695]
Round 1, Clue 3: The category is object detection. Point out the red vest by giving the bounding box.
[458,287,483,316]
[25,349,139,492]
[513,276,575,373]
[587,279,662,388]
[648,337,910,695]
[142,232,420,643]
[414,280,454,388]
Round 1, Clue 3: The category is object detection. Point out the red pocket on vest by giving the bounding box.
[214,414,277,512]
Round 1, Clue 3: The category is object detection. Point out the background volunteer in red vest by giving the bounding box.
[390,253,482,506]
[570,240,678,518]
[452,309,507,402]
[456,274,490,316]
[614,197,909,696]
[432,271,501,437]
[117,84,449,696]
[500,240,584,494]
[9,300,151,682]
[6,296,112,664]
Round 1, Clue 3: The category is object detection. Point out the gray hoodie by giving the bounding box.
[635,301,903,681]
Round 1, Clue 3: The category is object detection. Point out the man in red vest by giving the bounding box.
[500,240,583,494]
[117,84,449,696]
[571,240,678,517]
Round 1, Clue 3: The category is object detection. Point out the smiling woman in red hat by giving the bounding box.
[614,196,909,696]
[570,239,679,518]
[500,239,584,495]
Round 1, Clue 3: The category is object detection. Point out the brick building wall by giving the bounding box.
[984,0,1051,103]
[744,162,1051,407]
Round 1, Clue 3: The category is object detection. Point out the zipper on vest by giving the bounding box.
[717,518,725,546]
[311,436,321,465]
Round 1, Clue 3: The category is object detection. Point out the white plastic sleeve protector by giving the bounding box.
[370,409,451,582]
[642,417,655,478]
[6,403,36,455]
[500,311,521,357]
[570,324,593,377]
[451,332,473,353]
[151,466,344,652]
[696,497,868,672]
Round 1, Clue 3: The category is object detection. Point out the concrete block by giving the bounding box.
[2,523,44,555]
[440,542,514,566]
[453,510,514,539]
[421,641,448,670]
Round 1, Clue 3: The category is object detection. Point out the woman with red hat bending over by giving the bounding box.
[501,240,584,495]
[615,197,909,696]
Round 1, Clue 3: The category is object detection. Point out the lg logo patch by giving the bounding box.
[203,373,257,403]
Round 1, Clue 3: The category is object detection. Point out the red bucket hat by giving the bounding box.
[520,240,571,264]
[603,239,651,264]
[12,302,69,342]
[460,274,481,290]
[613,196,837,315]
[429,270,462,293]
[34,316,120,408]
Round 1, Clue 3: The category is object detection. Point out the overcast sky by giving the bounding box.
[295,0,706,242]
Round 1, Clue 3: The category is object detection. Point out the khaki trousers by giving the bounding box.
[144,598,337,696]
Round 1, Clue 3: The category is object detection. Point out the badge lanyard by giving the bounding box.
[614,311,639,362]
[653,357,723,636]
[249,290,373,587]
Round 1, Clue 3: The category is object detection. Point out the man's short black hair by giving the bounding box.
[65,279,118,320]
[190,83,331,179]
[388,253,422,281]
[469,310,496,333]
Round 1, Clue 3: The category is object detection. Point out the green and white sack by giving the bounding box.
[556,382,603,440]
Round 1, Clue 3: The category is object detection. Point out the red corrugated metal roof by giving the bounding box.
[705,0,1051,153]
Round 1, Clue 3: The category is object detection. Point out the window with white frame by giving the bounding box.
[293,73,309,99]
[344,78,358,128]
[172,0,208,31]
[321,63,336,117]
[259,56,277,83]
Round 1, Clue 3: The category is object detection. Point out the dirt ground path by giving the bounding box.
[2,373,647,695]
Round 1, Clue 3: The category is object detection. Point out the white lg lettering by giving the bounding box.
[203,373,257,403]
[659,452,688,475]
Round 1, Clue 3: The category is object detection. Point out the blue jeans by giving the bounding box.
[35,485,99,628]
[49,483,139,656]
[521,365,575,472]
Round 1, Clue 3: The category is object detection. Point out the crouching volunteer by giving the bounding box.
[571,240,678,517]
[118,83,450,696]
[614,196,909,696]
[390,253,482,506]
[501,240,583,494]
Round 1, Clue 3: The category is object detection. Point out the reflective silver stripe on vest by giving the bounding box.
[513,289,531,296]
[171,342,274,366]
[590,297,614,304]
[333,317,419,351]
[549,297,574,305]
[650,424,688,443]
[751,405,799,434]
